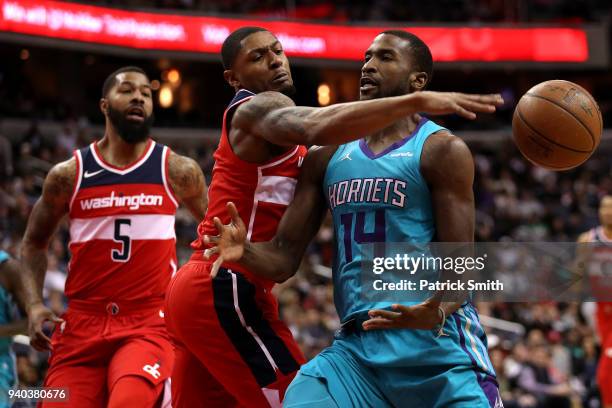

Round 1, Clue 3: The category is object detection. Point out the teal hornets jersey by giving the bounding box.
[321,119,495,377]
[324,118,441,321]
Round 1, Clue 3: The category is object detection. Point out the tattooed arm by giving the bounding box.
[167,151,208,221]
[231,91,503,147]
[21,159,74,350]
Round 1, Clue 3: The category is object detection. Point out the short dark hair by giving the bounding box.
[102,66,148,97]
[221,26,269,69]
[381,30,433,86]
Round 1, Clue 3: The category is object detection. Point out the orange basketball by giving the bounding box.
[512,80,603,171]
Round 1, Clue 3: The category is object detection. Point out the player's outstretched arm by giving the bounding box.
[364,132,474,331]
[167,151,208,221]
[21,160,73,350]
[233,91,503,147]
[206,146,336,281]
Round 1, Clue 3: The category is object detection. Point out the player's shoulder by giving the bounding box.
[420,129,473,183]
[423,129,471,161]
[166,150,205,193]
[166,150,202,180]
[167,149,198,170]
[233,91,295,123]
[34,157,77,207]
[45,156,78,189]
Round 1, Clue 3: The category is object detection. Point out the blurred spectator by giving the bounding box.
[517,345,574,408]
[0,134,12,183]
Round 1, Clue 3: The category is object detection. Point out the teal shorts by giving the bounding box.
[284,342,501,408]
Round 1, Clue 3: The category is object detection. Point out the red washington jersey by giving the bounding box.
[68,140,178,301]
[585,226,612,342]
[193,89,307,287]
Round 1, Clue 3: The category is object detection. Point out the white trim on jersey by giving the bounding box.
[90,140,156,175]
[229,270,280,372]
[227,89,255,111]
[161,146,180,208]
[246,200,259,241]
[259,146,300,170]
[246,146,300,240]
[70,214,176,243]
[170,259,177,278]
[160,378,172,408]
[254,176,297,206]
[262,388,281,408]
[69,149,84,211]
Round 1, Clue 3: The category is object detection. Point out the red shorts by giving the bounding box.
[41,298,174,408]
[165,257,305,408]
[599,334,612,406]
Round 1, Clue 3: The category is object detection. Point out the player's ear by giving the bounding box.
[410,72,428,92]
[224,70,241,90]
[99,98,109,115]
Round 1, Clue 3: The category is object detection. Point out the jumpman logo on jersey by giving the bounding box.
[339,151,352,161]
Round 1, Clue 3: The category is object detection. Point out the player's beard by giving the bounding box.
[279,83,296,97]
[107,105,154,144]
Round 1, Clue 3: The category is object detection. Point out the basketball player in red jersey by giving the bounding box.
[20,66,207,408]
[163,26,502,408]
[577,195,612,408]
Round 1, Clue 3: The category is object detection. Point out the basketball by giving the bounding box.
[512,80,603,170]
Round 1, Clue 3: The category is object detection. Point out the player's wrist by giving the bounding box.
[26,300,45,315]
[432,306,448,338]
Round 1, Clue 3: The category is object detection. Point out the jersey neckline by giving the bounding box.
[91,139,155,175]
[359,117,426,160]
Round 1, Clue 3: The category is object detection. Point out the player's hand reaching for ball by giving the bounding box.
[363,297,442,331]
[412,92,504,120]
[28,302,64,351]
[204,202,247,278]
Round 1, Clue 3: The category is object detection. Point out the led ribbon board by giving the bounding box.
[0,0,589,62]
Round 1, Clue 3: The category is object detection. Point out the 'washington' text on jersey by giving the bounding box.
[80,192,164,211]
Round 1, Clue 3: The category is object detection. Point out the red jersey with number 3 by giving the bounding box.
[67,140,178,301]
[192,89,307,287]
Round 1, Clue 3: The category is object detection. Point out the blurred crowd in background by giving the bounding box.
[1,0,611,406]
[0,114,610,407]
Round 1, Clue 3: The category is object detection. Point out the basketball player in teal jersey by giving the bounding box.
[206,31,502,407]
[0,251,27,407]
